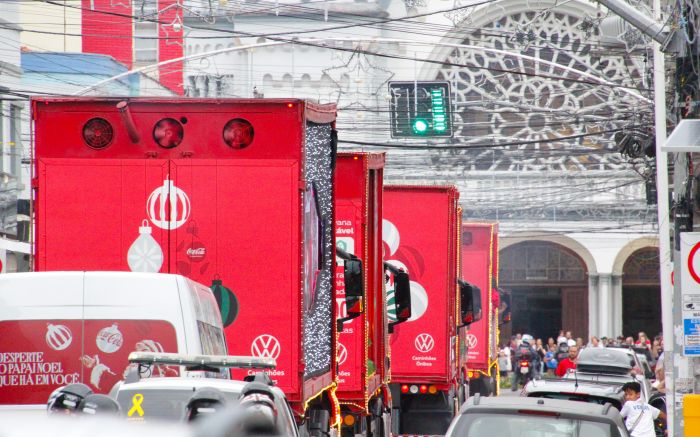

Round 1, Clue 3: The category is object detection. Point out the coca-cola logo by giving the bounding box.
[186,245,207,261]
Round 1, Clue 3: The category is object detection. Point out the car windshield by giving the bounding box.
[116,387,241,422]
[450,413,621,437]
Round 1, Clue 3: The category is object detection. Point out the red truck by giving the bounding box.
[460,223,500,396]
[334,152,410,437]
[31,97,344,435]
[383,185,478,436]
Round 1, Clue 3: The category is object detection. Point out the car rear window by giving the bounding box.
[116,387,241,422]
[451,413,622,437]
[527,392,622,410]
[0,319,178,405]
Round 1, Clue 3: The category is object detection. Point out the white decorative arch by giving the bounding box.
[612,236,659,276]
[419,0,601,80]
[500,233,597,275]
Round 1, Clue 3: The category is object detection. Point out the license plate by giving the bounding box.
[520,367,529,374]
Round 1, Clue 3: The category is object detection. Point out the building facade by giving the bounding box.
[18,0,661,339]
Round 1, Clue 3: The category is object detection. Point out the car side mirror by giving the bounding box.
[385,263,412,333]
[458,280,482,327]
[336,246,364,332]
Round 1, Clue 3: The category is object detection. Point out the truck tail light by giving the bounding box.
[409,385,419,394]
[463,311,474,324]
[419,385,428,394]
[82,118,114,149]
[223,118,254,149]
[428,385,438,394]
[400,385,409,394]
[342,414,355,426]
[153,118,183,148]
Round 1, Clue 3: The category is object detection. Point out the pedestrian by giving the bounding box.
[544,344,558,375]
[635,332,651,349]
[535,338,546,373]
[620,381,665,437]
[547,337,555,349]
[556,330,567,345]
[555,345,578,377]
[498,344,511,378]
[590,336,603,348]
[575,337,583,349]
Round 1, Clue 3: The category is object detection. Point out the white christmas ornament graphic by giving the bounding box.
[147,177,191,230]
[382,219,400,256]
[46,324,72,351]
[128,220,164,272]
[96,324,124,353]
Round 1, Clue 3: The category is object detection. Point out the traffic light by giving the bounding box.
[389,81,452,138]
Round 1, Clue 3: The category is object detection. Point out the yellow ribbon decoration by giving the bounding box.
[127,393,145,417]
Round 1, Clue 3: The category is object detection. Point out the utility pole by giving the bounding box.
[593,0,677,433]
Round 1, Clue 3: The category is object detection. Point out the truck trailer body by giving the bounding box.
[461,223,500,396]
[31,97,339,432]
[382,185,463,436]
[334,152,390,436]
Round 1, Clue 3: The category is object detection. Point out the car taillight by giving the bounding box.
[520,361,529,366]
[153,118,183,148]
[82,118,114,149]
[223,118,254,149]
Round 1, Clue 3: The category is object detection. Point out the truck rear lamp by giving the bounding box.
[342,414,356,426]
[409,385,419,394]
[153,118,184,148]
[428,385,438,394]
[419,385,428,394]
[223,118,254,149]
[400,385,409,394]
[82,118,114,149]
[467,371,474,378]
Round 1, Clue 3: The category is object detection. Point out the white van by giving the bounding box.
[0,271,227,410]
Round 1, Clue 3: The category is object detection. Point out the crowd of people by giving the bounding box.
[498,330,666,389]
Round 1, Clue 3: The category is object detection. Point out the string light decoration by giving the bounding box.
[322,49,394,109]
[302,122,334,377]
[444,0,475,26]
[403,0,427,10]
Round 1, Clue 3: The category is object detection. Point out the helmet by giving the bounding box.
[47,383,93,415]
[79,394,121,416]
[185,387,228,422]
[521,334,534,344]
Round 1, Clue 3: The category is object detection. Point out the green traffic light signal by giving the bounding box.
[412,118,429,134]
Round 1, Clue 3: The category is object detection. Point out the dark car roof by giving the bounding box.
[577,347,637,373]
[461,395,624,425]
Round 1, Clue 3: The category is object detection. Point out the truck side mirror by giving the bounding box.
[336,246,364,332]
[386,266,412,333]
[344,258,364,316]
[498,289,512,326]
[458,280,482,327]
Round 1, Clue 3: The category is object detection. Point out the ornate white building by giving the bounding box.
[172,0,661,341]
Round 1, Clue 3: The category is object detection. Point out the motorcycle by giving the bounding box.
[516,359,533,386]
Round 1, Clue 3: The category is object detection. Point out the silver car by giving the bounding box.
[445,395,629,437]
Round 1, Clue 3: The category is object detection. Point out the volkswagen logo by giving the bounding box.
[466,333,478,349]
[337,343,348,365]
[251,334,281,360]
[414,333,435,353]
